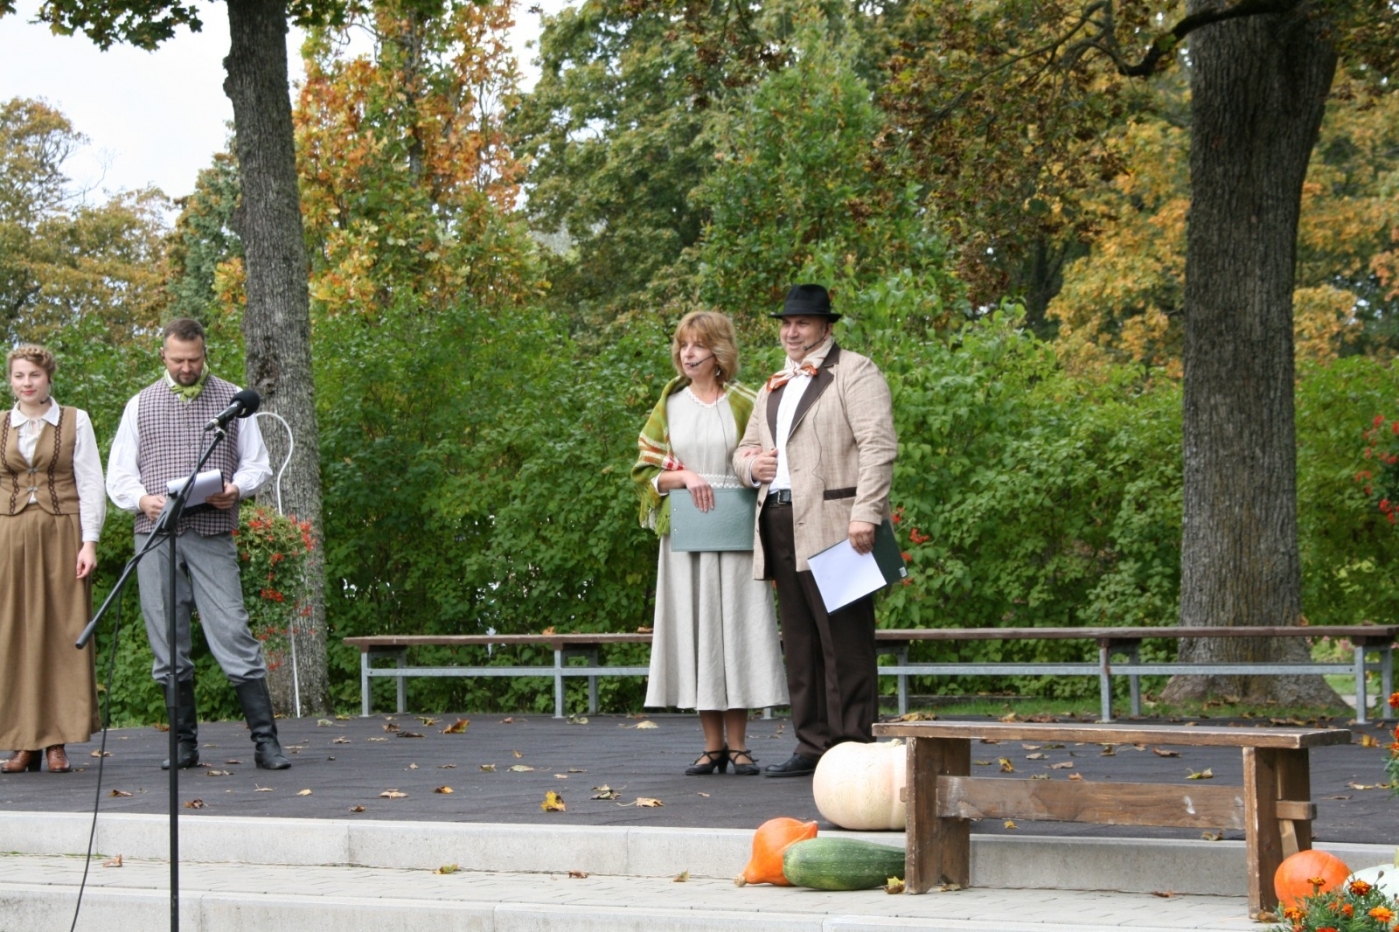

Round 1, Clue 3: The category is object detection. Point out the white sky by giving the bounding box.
[0,0,563,203]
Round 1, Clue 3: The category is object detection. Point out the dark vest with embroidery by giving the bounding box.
[0,407,79,516]
[135,375,242,537]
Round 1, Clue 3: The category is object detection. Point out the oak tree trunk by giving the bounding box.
[224,0,331,715]
[1164,1,1341,707]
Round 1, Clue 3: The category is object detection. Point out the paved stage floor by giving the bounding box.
[2,711,1394,844]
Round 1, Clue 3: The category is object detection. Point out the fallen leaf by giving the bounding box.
[438,763,456,769]
[1152,747,1180,758]
[625,797,663,808]
[254,785,273,792]
[435,786,454,794]
[978,738,1000,745]
[895,711,936,721]
[1025,753,1047,760]
[332,737,350,745]
[480,764,496,772]
[103,855,123,868]
[224,759,242,765]
[998,758,1015,773]
[554,774,569,779]
[442,719,470,734]
[513,750,523,758]
[1186,768,1214,780]
[408,763,418,770]
[972,760,992,766]
[380,789,407,799]
[1326,794,1352,800]
[673,871,689,882]
[884,877,905,894]
[999,711,1019,723]
[937,883,962,892]
[367,737,388,743]
[297,788,313,796]
[1347,781,1384,790]
[398,731,425,739]
[1359,734,1379,748]
[1257,911,1278,923]
[1068,772,1084,781]
[383,723,400,733]
[153,723,170,732]
[634,721,659,730]
[1150,890,1176,898]
[696,792,710,797]
[1003,820,1017,830]
[500,717,515,724]
[184,799,204,809]
[336,714,351,721]
[349,805,365,812]
[91,750,112,758]
[569,870,588,879]
[1021,744,1041,750]
[509,764,535,772]
[1050,761,1074,770]
[568,767,586,773]
[1030,773,1048,781]
[1100,745,1116,757]
[317,718,334,727]
[1201,831,1223,841]
[591,785,620,800]
[108,789,132,798]
[418,717,438,726]
[541,791,566,812]
[567,715,589,725]
[434,864,458,875]
[205,769,232,777]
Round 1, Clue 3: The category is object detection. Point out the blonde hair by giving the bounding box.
[670,311,740,384]
[7,344,56,379]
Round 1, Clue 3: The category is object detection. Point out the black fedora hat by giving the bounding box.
[770,284,841,321]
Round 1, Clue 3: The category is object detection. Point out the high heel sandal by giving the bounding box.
[1,750,41,773]
[45,746,71,773]
[729,749,760,776]
[685,748,729,775]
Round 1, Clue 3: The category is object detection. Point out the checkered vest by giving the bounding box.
[0,407,80,516]
[135,375,243,537]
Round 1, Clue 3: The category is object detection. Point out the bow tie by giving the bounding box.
[765,363,818,392]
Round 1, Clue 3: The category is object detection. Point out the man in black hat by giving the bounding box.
[733,284,897,776]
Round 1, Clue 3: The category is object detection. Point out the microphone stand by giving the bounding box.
[77,421,234,932]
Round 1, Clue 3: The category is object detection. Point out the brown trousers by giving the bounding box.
[760,500,878,760]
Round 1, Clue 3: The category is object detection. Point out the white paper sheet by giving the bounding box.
[807,538,887,613]
[167,469,223,507]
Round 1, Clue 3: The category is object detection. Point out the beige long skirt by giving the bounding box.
[0,507,100,749]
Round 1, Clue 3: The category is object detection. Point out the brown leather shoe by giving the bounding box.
[1,750,41,773]
[45,746,71,773]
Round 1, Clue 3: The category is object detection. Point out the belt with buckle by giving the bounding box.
[766,489,792,505]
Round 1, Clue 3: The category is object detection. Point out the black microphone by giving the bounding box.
[204,389,261,431]
[683,354,715,370]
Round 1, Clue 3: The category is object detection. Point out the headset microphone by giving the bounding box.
[683,354,715,369]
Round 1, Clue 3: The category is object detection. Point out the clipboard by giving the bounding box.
[806,518,907,612]
[670,487,759,552]
[167,469,223,508]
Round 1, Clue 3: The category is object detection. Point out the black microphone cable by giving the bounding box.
[69,576,132,932]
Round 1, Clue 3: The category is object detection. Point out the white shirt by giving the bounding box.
[105,388,273,514]
[8,402,107,543]
[769,373,811,492]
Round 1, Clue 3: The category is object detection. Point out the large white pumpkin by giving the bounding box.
[812,740,906,831]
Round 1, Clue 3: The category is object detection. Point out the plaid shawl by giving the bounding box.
[631,376,756,537]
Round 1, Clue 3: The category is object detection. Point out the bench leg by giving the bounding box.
[1383,646,1395,721]
[587,649,599,715]
[1127,646,1141,718]
[898,646,909,717]
[1354,645,1369,726]
[1244,747,1310,919]
[554,649,566,719]
[1098,645,1113,723]
[396,652,407,714]
[361,651,371,717]
[904,736,970,894]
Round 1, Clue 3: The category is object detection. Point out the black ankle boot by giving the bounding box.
[234,678,291,770]
[161,678,199,770]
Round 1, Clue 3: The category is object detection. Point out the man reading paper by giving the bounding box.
[733,284,897,777]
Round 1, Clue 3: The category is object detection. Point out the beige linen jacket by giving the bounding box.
[733,344,897,576]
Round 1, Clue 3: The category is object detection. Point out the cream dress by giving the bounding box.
[643,387,789,710]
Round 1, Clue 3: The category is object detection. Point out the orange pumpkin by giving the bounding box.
[1274,849,1351,908]
[743,817,819,885]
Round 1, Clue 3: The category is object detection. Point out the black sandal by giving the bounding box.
[685,748,729,775]
[729,749,759,776]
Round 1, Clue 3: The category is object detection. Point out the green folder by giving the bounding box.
[670,488,759,552]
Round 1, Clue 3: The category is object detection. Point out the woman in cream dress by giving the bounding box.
[632,312,787,775]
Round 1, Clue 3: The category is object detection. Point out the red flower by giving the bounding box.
[1388,692,1399,710]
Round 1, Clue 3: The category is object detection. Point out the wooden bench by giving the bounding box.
[872,720,1352,918]
[345,624,1398,723]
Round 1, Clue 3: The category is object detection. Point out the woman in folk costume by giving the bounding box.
[632,311,788,776]
[0,345,105,774]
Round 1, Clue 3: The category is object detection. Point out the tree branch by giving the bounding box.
[1115,0,1305,77]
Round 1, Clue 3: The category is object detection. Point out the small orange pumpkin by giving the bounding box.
[1274,848,1350,908]
[743,817,819,885]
